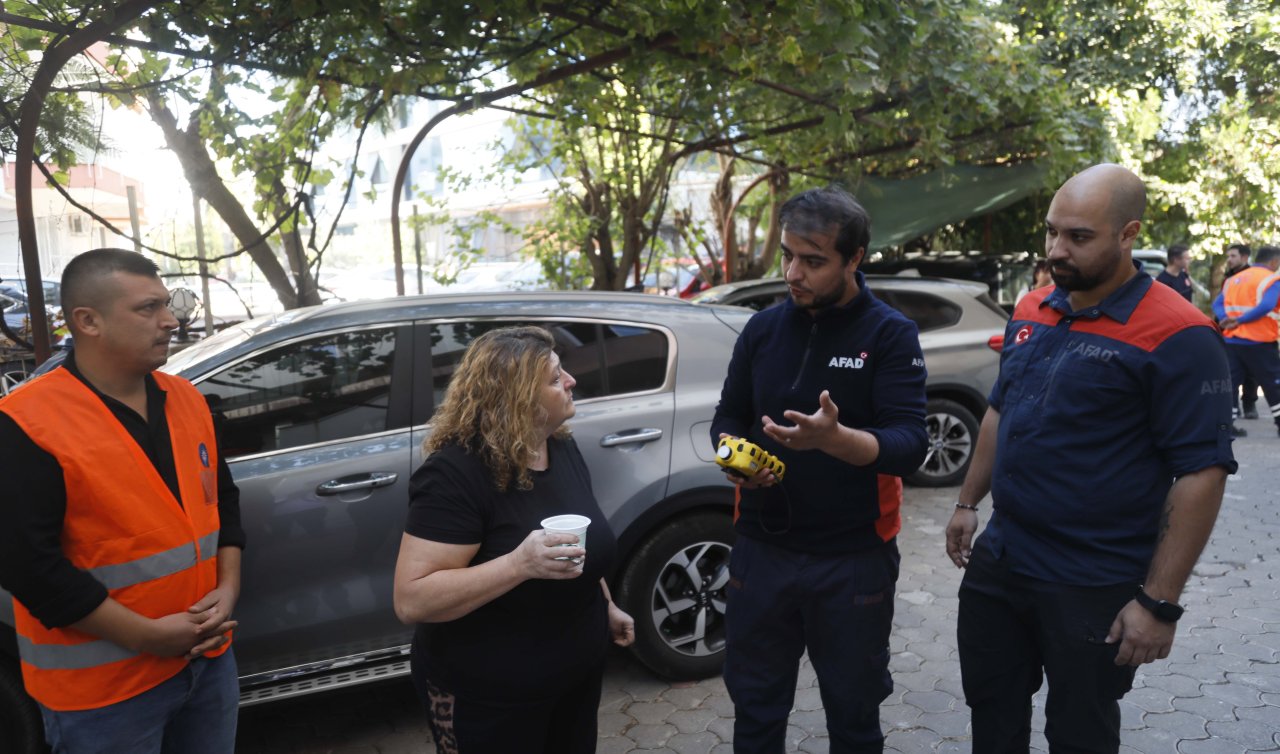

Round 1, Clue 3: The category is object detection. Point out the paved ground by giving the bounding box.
[239,427,1280,752]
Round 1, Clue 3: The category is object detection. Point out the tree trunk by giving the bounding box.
[616,197,645,291]
[711,155,736,283]
[737,167,783,279]
[147,95,301,309]
[674,208,722,288]
[744,170,789,279]
[14,0,157,363]
[270,177,323,306]
[589,224,618,290]
[576,177,620,291]
[279,224,322,306]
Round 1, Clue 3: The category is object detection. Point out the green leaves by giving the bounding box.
[778,36,804,65]
[6,0,1269,300]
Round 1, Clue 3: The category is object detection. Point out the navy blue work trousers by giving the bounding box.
[724,534,899,754]
[958,545,1138,754]
[1240,373,1259,407]
[1226,341,1280,424]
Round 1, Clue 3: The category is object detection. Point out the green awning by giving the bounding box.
[853,162,1048,250]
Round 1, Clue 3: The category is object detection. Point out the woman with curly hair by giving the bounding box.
[393,325,634,754]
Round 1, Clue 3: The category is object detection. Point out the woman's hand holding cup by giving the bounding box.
[513,528,585,580]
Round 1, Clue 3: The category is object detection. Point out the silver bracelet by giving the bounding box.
[954,502,979,511]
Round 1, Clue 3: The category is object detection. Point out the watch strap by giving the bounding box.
[1135,586,1183,622]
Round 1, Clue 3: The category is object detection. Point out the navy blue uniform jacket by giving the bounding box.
[711,273,929,554]
[980,271,1236,585]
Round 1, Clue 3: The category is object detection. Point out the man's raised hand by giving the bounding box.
[762,390,840,451]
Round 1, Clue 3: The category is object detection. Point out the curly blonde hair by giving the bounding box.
[424,325,570,491]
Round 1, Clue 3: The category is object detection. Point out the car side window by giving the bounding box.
[427,320,669,413]
[600,324,667,394]
[196,327,399,458]
[878,290,961,332]
[427,320,604,407]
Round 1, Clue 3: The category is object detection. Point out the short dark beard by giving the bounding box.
[796,279,848,310]
[1050,247,1123,293]
[1049,263,1109,292]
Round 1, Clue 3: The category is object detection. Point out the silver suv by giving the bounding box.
[693,275,1008,486]
[0,291,753,752]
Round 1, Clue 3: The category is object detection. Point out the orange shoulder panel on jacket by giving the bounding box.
[1071,279,1213,352]
[1011,286,1060,325]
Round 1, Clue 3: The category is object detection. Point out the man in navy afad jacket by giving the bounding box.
[711,187,928,753]
[945,165,1234,753]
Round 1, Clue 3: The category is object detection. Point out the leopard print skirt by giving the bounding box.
[423,678,459,754]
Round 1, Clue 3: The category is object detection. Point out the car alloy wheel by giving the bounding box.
[616,512,734,680]
[909,398,980,487]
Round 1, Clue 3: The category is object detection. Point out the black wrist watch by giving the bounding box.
[1134,587,1184,623]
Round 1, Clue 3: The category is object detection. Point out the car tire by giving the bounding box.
[0,657,43,754]
[908,398,980,487]
[616,511,735,681]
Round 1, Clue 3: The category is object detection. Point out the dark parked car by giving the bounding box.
[0,279,61,307]
[0,280,62,338]
[692,275,1007,487]
[0,290,757,753]
[0,281,66,395]
[0,289,26,342]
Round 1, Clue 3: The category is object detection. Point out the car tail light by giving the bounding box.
[987,334,1004,353]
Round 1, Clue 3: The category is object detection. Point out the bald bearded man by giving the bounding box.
[944,165,1236,752]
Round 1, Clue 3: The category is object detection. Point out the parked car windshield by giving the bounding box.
[162,318,264,375]
[0,279,61,307]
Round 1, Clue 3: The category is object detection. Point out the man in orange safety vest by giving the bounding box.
[0,249,244,753]
[1214,244,1280,438]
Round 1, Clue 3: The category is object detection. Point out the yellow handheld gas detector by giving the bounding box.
[715,436,786,481]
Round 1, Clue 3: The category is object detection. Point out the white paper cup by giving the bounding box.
[541,514,590,560]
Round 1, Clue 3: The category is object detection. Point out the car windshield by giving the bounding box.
[0,280,60,307]
[161,317,264,374]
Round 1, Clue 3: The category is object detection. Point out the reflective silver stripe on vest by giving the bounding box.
[197,530,219,561]
[16,634,138,671]
[89,531,221,591]
[19,531,221,671]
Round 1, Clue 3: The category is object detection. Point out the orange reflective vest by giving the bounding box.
[1222,265,1280,343]
[0,368,227,711]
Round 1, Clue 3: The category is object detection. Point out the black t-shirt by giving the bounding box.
[404,436,616,701]
[1156,269,1193,301]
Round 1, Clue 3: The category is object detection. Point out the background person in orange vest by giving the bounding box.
[0,249,244,753]
[1223,243,1260,420]
[1213,244,1280,438]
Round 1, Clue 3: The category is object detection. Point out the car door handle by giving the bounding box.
[600,428,664,447]
[316,471,399,496]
